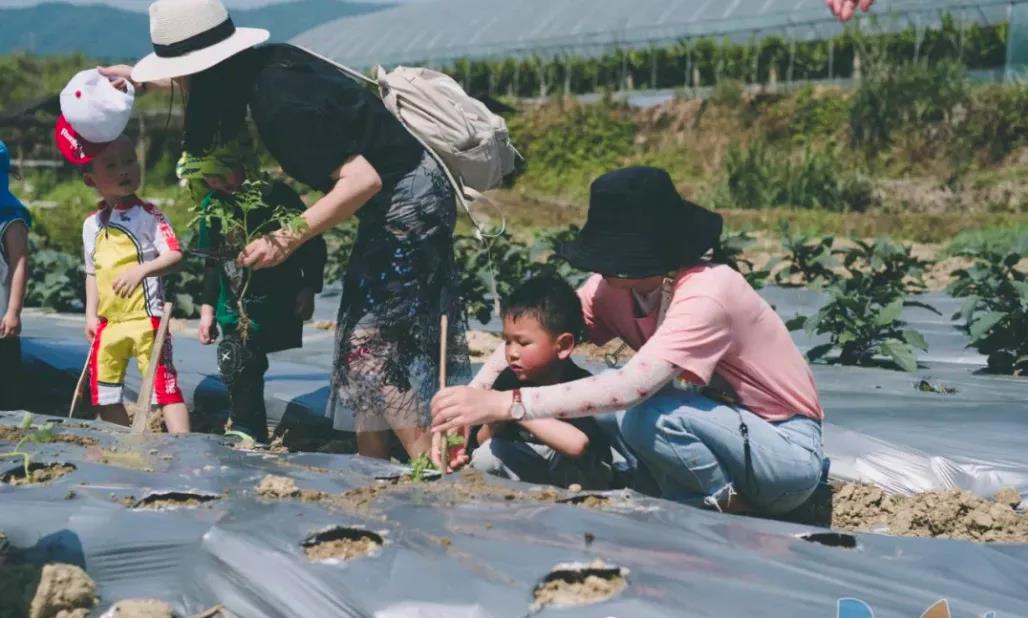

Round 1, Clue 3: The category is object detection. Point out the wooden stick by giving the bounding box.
[131,302,174,434]
[438,313,449,474]
[68,353,91,419]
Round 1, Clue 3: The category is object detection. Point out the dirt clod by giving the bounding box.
[532,561,628,609]
[832,483,1028,542]
[2,463,76,486]
[302,527,382,562]
[29,563,96,618]
[101,598,174,617]
[132,492,220,510]
[255,475,323,501]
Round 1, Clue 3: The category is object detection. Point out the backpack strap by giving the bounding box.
[296,44,506,319]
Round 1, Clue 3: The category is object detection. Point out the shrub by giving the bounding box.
[24,234,86,313]
[506,99,635,199]
[787,238,937,371]
[716,140,873,212]
[947,238,1028,375]
[849,58,968,152]
[455,225,592,325]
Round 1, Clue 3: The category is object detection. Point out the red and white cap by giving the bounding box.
[54,69,135,165]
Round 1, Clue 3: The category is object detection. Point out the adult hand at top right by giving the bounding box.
[826,0,874,22]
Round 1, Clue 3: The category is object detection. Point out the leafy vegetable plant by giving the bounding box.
[787,238,937,372]
[773,226,838,287]
[946,238,1028,375]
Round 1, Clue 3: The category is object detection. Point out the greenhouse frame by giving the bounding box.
[293,0,1027,76]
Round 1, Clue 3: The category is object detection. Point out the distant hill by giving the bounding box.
[0,0,389,59]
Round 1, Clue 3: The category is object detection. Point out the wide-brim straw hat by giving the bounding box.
[131,0,269,83]
[557,167,723,278]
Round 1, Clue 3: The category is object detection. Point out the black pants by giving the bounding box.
[217,333,270,443]
[0,338,21,410]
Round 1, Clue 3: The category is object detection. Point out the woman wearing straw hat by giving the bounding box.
[433,167,826,515]
[100,0,469,459]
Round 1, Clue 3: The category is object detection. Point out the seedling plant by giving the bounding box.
[409,434,465,482]
[190,174,309,342]
[0,413,58,478]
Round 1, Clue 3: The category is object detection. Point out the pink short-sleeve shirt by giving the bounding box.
[578,265,824,421]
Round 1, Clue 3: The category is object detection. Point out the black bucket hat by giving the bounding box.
[557,166,723,278]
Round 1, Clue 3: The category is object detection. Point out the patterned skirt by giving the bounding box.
[328,152,471,432]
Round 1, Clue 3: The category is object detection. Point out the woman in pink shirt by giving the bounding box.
[433,167,825,515]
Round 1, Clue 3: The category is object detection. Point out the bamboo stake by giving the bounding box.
[67,354,90,419]
[438,313,449,474]
[131,302,173,434]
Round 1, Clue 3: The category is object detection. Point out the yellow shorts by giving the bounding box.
[89,317,183,406]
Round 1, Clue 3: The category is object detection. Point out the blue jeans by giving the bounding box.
[618,388,823,514]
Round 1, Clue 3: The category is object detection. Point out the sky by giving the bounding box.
[0,0,407,9]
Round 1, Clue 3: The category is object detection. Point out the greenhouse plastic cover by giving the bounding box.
[291,0,1013,67]
[4,287,1027,615]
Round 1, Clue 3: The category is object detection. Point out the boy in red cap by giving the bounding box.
[56,69,189,432]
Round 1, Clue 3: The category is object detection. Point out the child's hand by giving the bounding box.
[294,288,315,321]
[112,264,148,298]
[198,306,219,345]
[0,313,20,338]
[85,315,99,342]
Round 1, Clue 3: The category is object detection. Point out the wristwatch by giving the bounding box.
[510,389,527,420]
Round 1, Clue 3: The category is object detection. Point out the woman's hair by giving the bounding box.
[183,49,258,154]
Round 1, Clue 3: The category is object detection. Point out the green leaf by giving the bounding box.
[879,340,918,372]
[838,330,857,345]
[806,343,834,362]
[969,311,1005,340]
[903,300,942,316]
[19,412,32,430]
[875,298,904,326]
[785,315,808,331]
[902,329,929,351]
[1012,281,1028,301]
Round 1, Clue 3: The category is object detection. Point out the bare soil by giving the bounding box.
[831,483,1027,543]
[255,475,324,501]
[0,426,98,448]
[334,469,565,515]
[132,492,221,510]
[532,561,628,610]
[302,527,382,562]
[1,463,75,486]
[102,598,175,617]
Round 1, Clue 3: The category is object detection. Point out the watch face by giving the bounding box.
[511,402,527,420]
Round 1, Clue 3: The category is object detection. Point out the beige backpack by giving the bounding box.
[299,46,516,316]
[298,46,518,195]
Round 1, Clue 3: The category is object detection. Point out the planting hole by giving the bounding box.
[1,463,76,486]
[132,491,221,510]
[558,494,610,508]
[800,532,858,549]
[532,562,628,609]
[303,527,383,562]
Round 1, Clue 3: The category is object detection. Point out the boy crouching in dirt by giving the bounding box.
[467,277,613,489]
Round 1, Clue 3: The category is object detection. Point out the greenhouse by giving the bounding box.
[293,0,1028,80]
